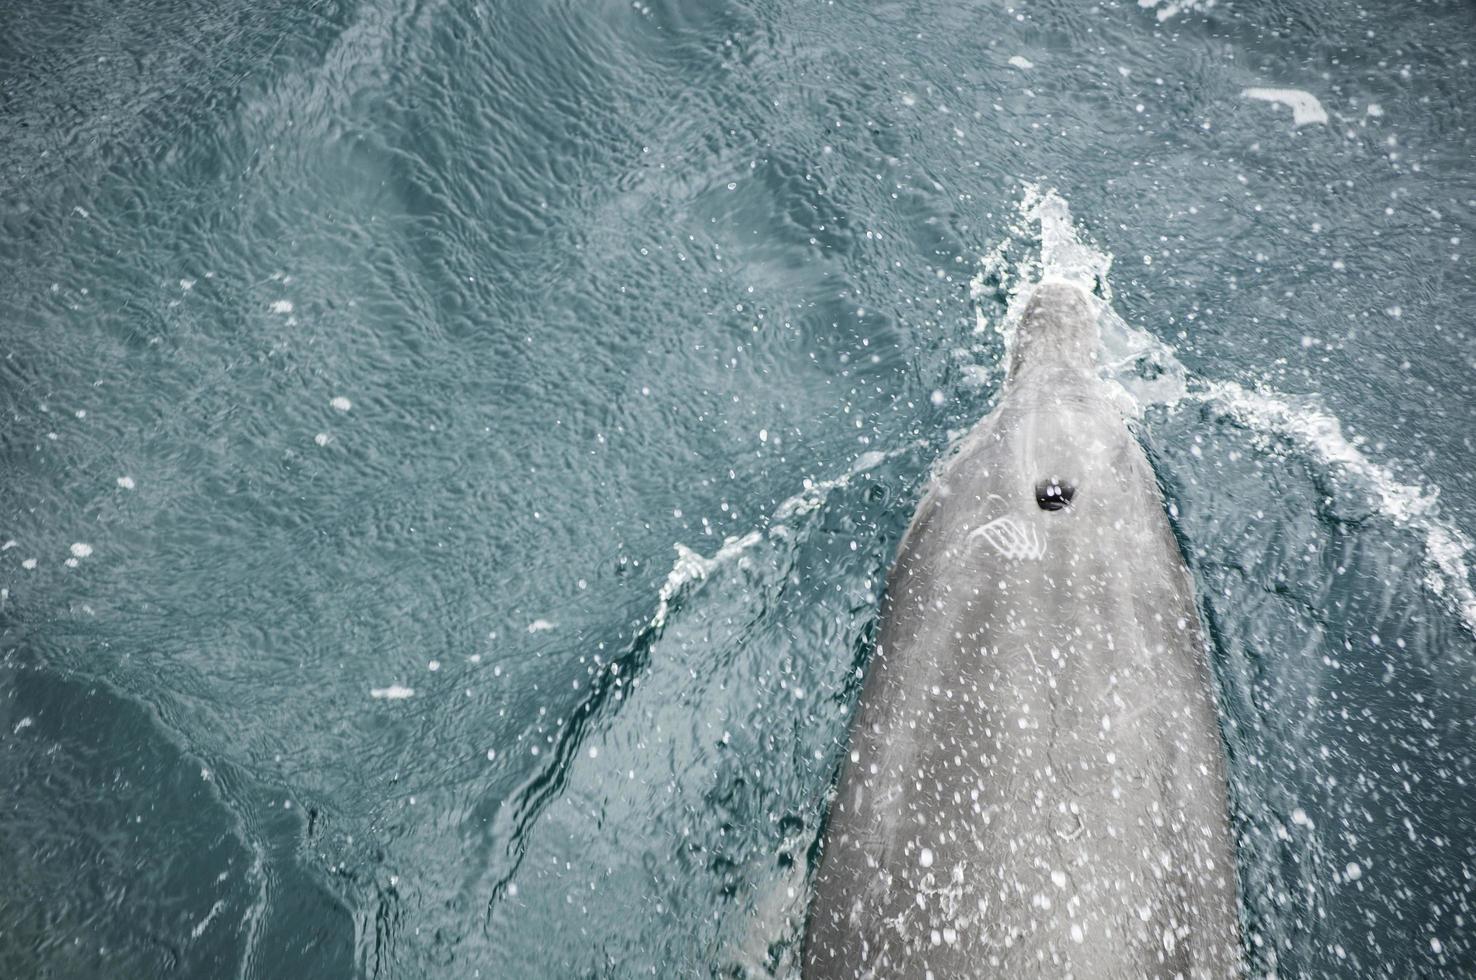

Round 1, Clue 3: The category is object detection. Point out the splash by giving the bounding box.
[652,443,925,631]
[973,185,1476,636]
[972,186,1191,412]
[1137,0,1217,22]
[650,532,761,629]
[1204,382,1476,632]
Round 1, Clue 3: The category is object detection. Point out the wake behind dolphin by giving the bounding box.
[802,273,1242,975]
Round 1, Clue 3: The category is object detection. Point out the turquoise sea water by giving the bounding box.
[3,0,1475,976]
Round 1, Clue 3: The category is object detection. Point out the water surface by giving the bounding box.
[3,0,1475,976]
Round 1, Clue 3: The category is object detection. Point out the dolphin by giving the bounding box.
[803,282,1241,978]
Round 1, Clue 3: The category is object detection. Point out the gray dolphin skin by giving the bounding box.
[804,282,1241,978]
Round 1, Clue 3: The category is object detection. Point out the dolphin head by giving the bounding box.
[1004,281,1102,384]
[988,281,1114,518]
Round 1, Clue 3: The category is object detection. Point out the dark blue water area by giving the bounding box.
[0,655,354,977]
[2,0,1475,976]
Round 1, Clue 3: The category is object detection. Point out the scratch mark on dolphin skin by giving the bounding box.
[969,516,1046,560]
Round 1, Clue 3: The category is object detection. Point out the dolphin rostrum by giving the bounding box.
[804,281,1241,978]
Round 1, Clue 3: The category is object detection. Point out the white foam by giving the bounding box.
[1008,55,1034,70]
[117,476,135,489]
[1241,87,1328,127]
[1,540,15,551]
[652,532,761,629]
[1034,188,1113,292]
[646,445,923,632]
[330,396,352,412]
[1202,382,1476,634]
[975,187,1189,413]
[370,685,415,700]
[13,717,33,733]
[270,300,294,314]
[771,445,914,524]
[527,619,556,633]
[21,558,37,570]
[70,542,92,558]
[314,433,332,447]
[191,899,226,939]
[1137,0,1216,21]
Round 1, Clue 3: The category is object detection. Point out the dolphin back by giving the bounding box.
[804,286,1241,978]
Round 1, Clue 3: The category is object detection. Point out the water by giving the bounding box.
[2,0,1474,976]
